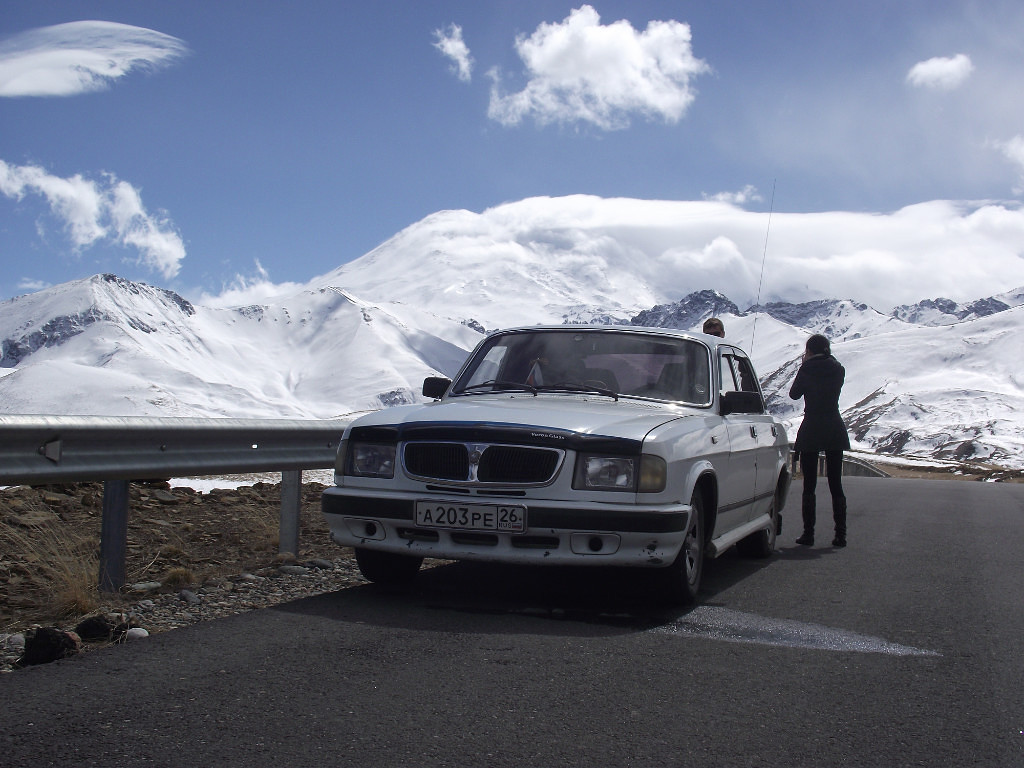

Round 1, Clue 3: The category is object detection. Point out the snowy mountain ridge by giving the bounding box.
[2,195,1023,469]
[3,271,1021,469]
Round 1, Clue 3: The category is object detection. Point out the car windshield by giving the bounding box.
[451,329,712,406]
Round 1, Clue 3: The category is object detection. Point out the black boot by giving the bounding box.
[796,493,815,546]
[832,497,847,547]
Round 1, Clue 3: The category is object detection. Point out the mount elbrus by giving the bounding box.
[2,269,1023,470]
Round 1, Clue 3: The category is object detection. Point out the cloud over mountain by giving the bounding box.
[310,195,1024,315]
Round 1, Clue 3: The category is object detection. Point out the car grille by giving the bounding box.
[403,442,562,485]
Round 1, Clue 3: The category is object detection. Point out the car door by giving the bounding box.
[716,348,758,534]
[721,349,777,521]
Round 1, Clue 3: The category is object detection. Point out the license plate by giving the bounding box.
[415,501,527,533]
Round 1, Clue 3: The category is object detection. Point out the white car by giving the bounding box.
[322,325,790,604]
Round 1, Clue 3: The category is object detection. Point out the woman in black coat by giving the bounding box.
[789,333,851,547]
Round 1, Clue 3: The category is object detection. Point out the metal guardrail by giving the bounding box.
[0,415,351,592]
[788,449,891,479]
[0,415,350,484]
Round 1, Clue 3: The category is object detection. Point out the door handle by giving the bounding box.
[749,425,757,439]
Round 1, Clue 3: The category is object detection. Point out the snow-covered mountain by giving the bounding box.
[0,274,479,418]
[892,296,1009,325]
[3,196,1023,469]
[631,290,741,331]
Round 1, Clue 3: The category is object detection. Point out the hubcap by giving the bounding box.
[684,518,701,585]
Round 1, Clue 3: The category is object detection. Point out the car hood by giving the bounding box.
[348,394,699,443]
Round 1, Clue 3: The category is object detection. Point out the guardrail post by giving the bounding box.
[99,480,130,592]
[279,470,301,556]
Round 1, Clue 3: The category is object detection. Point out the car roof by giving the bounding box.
[487,324,731,351]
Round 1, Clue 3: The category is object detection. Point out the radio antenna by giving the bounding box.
[750,179,776,355]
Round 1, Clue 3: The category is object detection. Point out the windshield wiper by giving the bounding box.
[460,380,538,395]
[535,382,619,401]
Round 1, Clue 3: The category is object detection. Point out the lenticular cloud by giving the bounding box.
[0,20,187,98]
[488,5,709,129]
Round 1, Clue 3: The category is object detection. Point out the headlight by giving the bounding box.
[345,441,396,478]
[574,455,635,490]
[572,453,666,492]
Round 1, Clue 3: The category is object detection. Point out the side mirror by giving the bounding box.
[721,390,764,416]
[422,376,451,400]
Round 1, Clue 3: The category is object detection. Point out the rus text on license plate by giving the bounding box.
[415,501,526,533]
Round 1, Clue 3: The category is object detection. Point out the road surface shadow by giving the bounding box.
[774,543,845,560]
[275,547,775,637]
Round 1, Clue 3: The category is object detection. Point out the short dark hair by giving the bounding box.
[702,317,724,336]
[806,334,831,356]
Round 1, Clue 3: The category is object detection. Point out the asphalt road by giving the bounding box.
[2,476,1023,767]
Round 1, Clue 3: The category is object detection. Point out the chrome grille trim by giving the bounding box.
[402,441,564,486]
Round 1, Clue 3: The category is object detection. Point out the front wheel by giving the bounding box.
[354,548,423,585]
[658,491,705,606]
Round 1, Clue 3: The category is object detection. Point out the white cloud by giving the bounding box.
[201,260,305,308]
[0,159,186,278]
[107,180,186,278]
[433,23,473,82]
[426,196,1024,312]
[995,135,1024,193]
[16,278,50,294]
[0,20,187,97]
[487,5,709,130]
[738,200,1024,310]
[703,185,763,205]
[0,160,105,246]
[906,53,973,90]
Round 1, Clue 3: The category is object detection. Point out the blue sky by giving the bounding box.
[2,1,1024,305]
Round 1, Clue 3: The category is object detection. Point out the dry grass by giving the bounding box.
[1,480,337,634]
[0,511,100,624]
[249,502,280,550]
[160,567,195,588]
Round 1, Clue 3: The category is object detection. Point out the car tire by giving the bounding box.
[355,548,423,585]
[659,491,705,605]
[737,499,778,559]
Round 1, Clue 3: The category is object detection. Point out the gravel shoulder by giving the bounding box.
[0,478,364,672]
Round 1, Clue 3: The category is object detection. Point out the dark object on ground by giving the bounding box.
[19,627,82,666]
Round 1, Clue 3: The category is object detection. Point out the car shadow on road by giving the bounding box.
[773,543,844,560]
[274,548,777,638]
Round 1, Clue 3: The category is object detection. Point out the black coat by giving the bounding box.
[789,353,851,452]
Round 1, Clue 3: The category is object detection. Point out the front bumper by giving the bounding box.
[321,486,692,567]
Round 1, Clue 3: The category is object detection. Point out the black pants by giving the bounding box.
[799,450,846,502]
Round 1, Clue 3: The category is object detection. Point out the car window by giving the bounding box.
[735,356,759,394]
[462,345,507,388]
[720,353,739,394]
[452,330,712,405]
[719,351,760,395]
